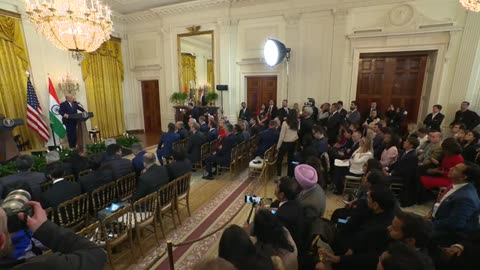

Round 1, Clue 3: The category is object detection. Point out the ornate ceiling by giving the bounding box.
[109,0,196,14]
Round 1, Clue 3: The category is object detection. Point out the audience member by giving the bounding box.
[309,98,319,121]
[240,121,251,141]
[346,101,361,125]
[131,143,146,176]
[299,106,315,144]
[187,122,207,165]
[238,101,252,122]
[456,125,467,145]
[256,120,280,158]
[364,101,381,121]
[437,228,480,270]
[249,118,260,136]
[327,103,344,144]
[257,103,270,129]
[187,102,200,122]
[302,125,329,162]
[134,153,169,201]
[176,121,190,139]
[380,132,399,168]
[416,127,429,149]
[78,158,113,193]
[372,124,386,159]
[167,150,192,181]
[234,124,245,143]
[376,242,426,270]
[203,124,237,180]
[207,120,218,142]
[318,103,330,125]
[102,144,133,180]
[45,151,73,175]
[450,101,480,130]
[198,116,209,133]
[267,99,278,120]
[0,155,47,201]
[450,122,465,139]
[337,100,348,117]
[293,102,301,116]
[363,110,381,134]
[295,164,326,223]
[276,110,299,176]
[277,99,289,122]
[192,258,237,270]
[64,147,91,178]
[418,131,443,168]
[423,104,445,131]
[157,123,181,165]
[462,130,479,162]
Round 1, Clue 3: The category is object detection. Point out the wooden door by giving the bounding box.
[246,76,277,115]
[356,52,427,123]
[141,80,161,132]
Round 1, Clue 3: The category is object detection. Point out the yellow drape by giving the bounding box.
[81,39,125,138]
[181,53,196,89]
[207,59,214,88]
[0,14,43,149]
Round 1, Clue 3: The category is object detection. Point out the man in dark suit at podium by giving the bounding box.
[59,95,85,148]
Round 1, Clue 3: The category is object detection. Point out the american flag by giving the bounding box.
[26,77,49,142]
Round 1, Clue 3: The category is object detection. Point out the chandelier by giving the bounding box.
[460,0,480,12]
[58,73,80,96]
[25,0,113,61]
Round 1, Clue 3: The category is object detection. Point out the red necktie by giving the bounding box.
[437,185,453,202]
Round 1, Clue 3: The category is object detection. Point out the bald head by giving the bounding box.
[65,95,74,102]
[143,152,156,167]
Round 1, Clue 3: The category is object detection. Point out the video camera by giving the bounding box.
[304,98,316,107]
[1,190,33,233]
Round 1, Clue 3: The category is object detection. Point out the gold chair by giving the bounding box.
[248,135,259,159]
[77,221,104,247]
[157,181,178,237]
[101,205,135,270]
[209,139,218,154]
[64,174,76,182]
[57,193,90,232]
[174,173,192,220]
[343,175,363,196]
[91,182,116,214]
[78,169,92,177]
[44,207,54,221]
[132,192,160,256]
[217,146,238,176]
[235,141,246,168]
[116,173,136,202]
[195,142,210,169]
[40,181,53,193]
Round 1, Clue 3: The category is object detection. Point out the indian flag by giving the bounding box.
[48,78,66,138]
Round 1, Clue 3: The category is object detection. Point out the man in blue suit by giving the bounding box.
[207,121,218,142]
[431,162,480,244]
[157,123,181,165]
[203,124,237,180]
[59,95,85,148]
[256,120,280,157]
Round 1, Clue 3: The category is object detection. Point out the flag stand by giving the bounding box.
[49,123,60,151]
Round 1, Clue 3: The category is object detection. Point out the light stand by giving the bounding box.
[285,49,291,100]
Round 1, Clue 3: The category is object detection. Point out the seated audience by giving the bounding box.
[462,130,479,162]
[40,161,81,212]
[0,155,47,201]
[219,225,275,270]
[167,150,192,181]
[45,151,73,175]
[416,127,428,149]
[176,121,190,139]
[295,164,326,223]
[78,158,113,194]
[418,131,443,169]
[131,143,146,176]
[332,130,362,161]
[240,121,251,141]
[423,104,445,131]
[276,110,299,176]
[437,228,480,270]
[207,120,218,142]
[234,124,245,143]
[186,122,207,165]
[101,144,133,180]
[157,123,181,165]
[430,162,480,239]
[134,153,169,201]
[250,209,298,270]
[376,242,427,270]
[256,120,280,158]
[203,124,237,180]
[456,125,467,145]
[64,147,91,178]
[362,109,381,133]
[305,156,327,190]
[249,118,260,136]
[420,137,464,190]
[198,116,209,133]
[380,132,399,168]
[302,125,329,162]
[450,122,465,139]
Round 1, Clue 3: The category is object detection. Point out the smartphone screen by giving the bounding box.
[337,218,348,224]
[270,209,277,214]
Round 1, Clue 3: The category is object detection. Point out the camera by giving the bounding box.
[304,98,316,107]
[1,190,33,233]
[245,195,262,205]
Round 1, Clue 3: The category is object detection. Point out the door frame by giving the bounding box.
[241,71,282,109]
[245,75,279,113]
[138,78,162,132]
[349,45,444,124]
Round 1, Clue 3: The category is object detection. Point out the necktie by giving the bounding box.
[437,185,453,202]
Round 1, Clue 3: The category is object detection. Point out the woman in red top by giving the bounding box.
[216,118,227,147]
[420,137,464,189]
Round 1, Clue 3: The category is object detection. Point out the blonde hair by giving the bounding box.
[361,135,373,153]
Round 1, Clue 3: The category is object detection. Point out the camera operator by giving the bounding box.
[0,201,107,269]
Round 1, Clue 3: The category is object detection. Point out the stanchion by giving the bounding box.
[167,240,174,270]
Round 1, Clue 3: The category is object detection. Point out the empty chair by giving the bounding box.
[116,172,136,202]
[174,173,192,220]
[91,182,116,214]
[157,181,179,237]
[77,220,103,247]
[57,193,90,231]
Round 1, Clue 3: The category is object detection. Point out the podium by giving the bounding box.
[0,118,24,163]
[69,112,94,148]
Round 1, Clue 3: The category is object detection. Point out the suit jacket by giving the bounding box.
[298,116,314,143]
[346,110,361,125]
[238,107,252,121]
[101,155,133,180]
[187,131,207,163]
[134,164,169,201]
[0,171,47,201]
[277,107,289,121]
[64,154,91,179]
[433,183,480,233]
[177,128,190,140]
[167,159,192,181]
[267,105,278,119]
[207,128,218,142]
[327,111,343,141]
[157,132,181,157]
[256,128,280,157]
[217,133,238,161]
[199,123,209,133]
[423,113,445,131]
[420,141,442,165]
[58,101,85,125]
[78,168,113,194]
[391,149,418,179]
[40,180,82,210]
[462,143,478,162]
[451,109,480,130]
[338,108,348,117]
[276,200,305,250]
[373,134,385,160]
[297,185,326,224]
[132,150,146,176]
[188,106,200,121]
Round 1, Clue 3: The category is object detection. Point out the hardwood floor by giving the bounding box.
[131,131,161,148]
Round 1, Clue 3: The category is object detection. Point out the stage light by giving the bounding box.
[263,39,291,67]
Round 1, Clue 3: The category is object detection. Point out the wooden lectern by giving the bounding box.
[69,112,94,148]
[0,118,24,163]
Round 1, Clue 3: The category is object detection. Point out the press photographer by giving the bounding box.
[0,192,106,269]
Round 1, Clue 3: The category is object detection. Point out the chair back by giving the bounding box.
[116,173,136,202]
[92,181,116,213]
[77,221,103,246]
[101,205,132,247]
[209,139,218,153]
[174,173,192,199]
[248,136,259,158]
[79,169,92,177]
[158,181,176,210]
[64,174,76,182]
[200,142,210,160]
[45,207,54,221]
[132,192,158,227]
[57,193,90,231]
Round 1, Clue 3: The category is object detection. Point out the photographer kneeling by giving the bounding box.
[0,200,106,269]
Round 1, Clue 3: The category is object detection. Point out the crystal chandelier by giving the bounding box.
[25,0,113,61]
[58,73,80,96]
[460,0,480,12]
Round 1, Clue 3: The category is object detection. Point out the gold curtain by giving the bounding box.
[207,59,214,88]
[0,14,43,149]
[181,53,196,89]
[81,39,125,138]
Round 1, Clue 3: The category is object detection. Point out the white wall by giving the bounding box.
[122,0,480,131]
